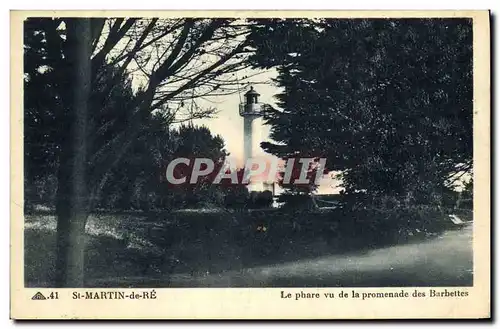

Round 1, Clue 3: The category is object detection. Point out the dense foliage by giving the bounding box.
[23,18,256,212]
[249,18,473,205]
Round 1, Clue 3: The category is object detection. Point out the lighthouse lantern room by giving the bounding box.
[239,86,264,116]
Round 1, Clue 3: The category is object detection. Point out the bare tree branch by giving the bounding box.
[108,19,185,66]
[91,18,137,75]
[87,18,253,197]
[90,19,106,53]
[151,19,195,85]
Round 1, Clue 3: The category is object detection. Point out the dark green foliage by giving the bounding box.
[23,18,137,210]
[24,17,232,212]
[278,193,316,209]
[248,190,274,208]
[223,189,274,209]
[223,185,250,209]
[92,123,230,210]
[249,18,473,202]
[24,18,67,209]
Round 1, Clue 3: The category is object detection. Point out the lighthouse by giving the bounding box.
[239,86,274,193]
[240,86,263,162]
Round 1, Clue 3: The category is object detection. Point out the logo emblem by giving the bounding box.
[31,292,47,300]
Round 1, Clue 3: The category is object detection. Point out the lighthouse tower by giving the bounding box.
[239,86,274,193]
[240,86,263,161]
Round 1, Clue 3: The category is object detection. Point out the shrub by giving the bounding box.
[278,193,315,209]
[223,186,250,209]
[248,190,274,209]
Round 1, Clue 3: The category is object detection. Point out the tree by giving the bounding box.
[24,17,254,287]
[53,18,92,287]
[248,18,473,204]
[100,122,230,210]
[24,18,68,209]
[167,125,228,208]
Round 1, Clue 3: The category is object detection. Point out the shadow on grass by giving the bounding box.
[24,229,170,287]
[24,208,471,287]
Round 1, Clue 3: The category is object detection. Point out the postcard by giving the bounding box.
[10,10,490,319]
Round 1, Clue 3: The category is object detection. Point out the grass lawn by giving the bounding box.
[23,208,471,287]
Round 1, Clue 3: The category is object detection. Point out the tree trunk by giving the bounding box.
[54,18,91,288]
[54,200,88,287]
